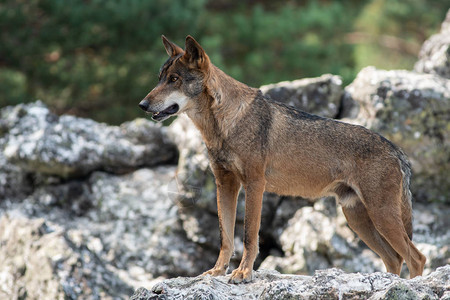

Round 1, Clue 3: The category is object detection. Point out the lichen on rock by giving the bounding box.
[130,265,450,300]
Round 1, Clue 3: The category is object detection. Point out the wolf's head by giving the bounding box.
[138,35,210,122]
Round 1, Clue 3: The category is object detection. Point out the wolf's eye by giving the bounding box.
[170,76,178,82]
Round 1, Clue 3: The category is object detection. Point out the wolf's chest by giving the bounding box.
[206,145,246,177]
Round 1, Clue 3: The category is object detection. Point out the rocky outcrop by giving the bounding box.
[260,74,343,118]
[85,167,215,279]
[0,101,177,179]
[414,9,450,79]
[131,265,450,300]
[261,200,450,277]
[260,198,382,275]
[0,151,31,198]
[0,216,133,299]
[0,165,217,299]
[343,67,450,203]
[0,102,195,299]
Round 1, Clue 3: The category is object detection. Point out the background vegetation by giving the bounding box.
[0,0,447,124]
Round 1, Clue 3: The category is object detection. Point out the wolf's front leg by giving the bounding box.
[202,169,240,277]
[229,179,265,284]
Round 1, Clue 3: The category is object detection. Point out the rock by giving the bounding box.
[166,114,215,211]
[0,166,218,299]
[41,166,213,279]
[83,166,214,278]
[131,265,450,300]
[166,115,222,245]
[344,67,450,203]
[0,111,32,199]
[414,9,450,79]
[260,198,385,276]
[262,200,450,278]
[0,152,32,199]
[0,101,177,178]
[261,196,450,277]
[260,74,343,118]
[0,215,133,299]
[30,179,92,216]
[412,203,450,274]
[339,90,361,119]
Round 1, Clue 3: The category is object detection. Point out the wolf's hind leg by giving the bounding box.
[342,199,404,275]
[357,181,426,278]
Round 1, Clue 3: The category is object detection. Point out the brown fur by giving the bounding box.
[139,35,426,283]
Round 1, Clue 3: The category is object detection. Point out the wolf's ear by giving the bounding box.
[182,35,210,70]
[162,35,184,57]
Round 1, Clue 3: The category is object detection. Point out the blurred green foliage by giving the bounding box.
[354,0,448,71]
[0,0,447,124]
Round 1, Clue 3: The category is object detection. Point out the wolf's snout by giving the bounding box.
[138,99,150,111]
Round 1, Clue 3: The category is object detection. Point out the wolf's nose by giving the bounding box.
[139,99,149,111]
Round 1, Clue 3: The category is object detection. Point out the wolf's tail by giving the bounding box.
[397,149,413,240]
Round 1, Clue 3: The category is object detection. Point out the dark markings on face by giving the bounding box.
[158,54,183,81]
[158,55,205,97]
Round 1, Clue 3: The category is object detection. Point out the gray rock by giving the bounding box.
[260,74,343,118]
[0,109,32,199]
[131,265,450,300]
[260,198,384,276]
[0,166,217,298]
[30,179,92,216]
[414,9,450,79]
[412,203,450,274]
[340,89,361,119]
[0,215,133,299]
[84,166,214,278]
[0,101,177,178]
[166,115,221,243]
[0,152,32,199]
[344,67,450,203]
[261,199,450,278]
[166,114,215,212]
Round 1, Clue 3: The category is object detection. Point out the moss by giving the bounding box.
[382,283,419,300]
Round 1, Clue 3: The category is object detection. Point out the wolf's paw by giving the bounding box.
[229,267,253,284]
[201,267,227,277]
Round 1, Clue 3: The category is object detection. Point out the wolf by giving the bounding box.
[138,35,426,283]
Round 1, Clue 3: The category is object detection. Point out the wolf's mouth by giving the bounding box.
[152,104,179,121]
